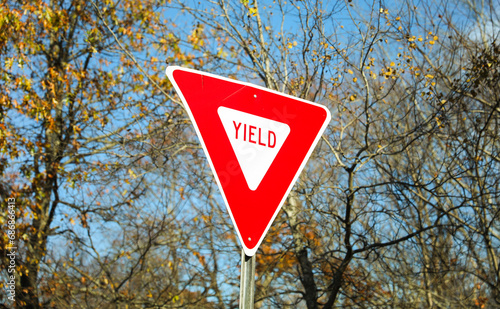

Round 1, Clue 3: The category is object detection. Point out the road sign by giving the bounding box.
[166,66,331,256]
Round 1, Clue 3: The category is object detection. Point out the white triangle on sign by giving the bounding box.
[218,107,290,191]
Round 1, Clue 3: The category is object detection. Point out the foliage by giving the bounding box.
[1,0,499,308]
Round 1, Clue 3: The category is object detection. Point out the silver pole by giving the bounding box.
[239,249,255,309]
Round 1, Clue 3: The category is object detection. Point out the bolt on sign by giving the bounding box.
[167,66,331,256]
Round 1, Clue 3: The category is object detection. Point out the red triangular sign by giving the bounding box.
[166,66,331,256]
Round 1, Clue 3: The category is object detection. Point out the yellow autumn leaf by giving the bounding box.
[128,168,136,179]
[248,7,258,16]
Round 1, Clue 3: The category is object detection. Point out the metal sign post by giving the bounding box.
[166,66,330,308]
[239,249,255,309]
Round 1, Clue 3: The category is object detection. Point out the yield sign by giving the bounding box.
[166,66,331,256]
